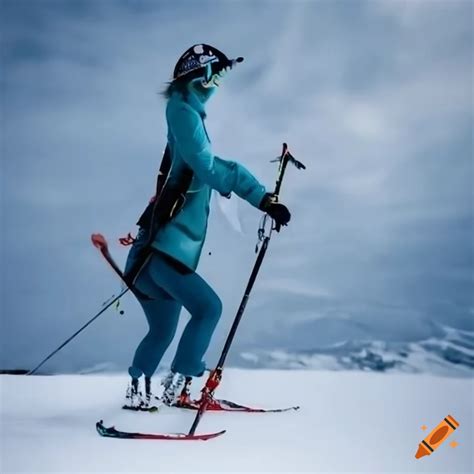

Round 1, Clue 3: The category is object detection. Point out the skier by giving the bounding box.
[123,44,291,409]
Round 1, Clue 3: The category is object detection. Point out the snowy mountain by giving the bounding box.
[238,325,474,376]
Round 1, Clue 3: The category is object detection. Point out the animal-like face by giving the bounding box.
[201,62,232,89]
[188,76,218,102]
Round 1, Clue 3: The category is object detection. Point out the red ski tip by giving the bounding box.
[91,233,108,251]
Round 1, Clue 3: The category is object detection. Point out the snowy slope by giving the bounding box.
[1,369,472,473]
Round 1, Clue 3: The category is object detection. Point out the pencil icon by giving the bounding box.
[415,414,460,459]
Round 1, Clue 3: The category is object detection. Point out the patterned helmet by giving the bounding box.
[173,44,243,86]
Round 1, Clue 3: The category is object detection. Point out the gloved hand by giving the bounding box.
[259,193,291,229]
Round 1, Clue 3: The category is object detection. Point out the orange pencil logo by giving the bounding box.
[415,414,460,459]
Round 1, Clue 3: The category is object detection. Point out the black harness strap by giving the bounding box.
[125,143,194,288]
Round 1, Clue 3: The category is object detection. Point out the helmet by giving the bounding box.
[173,44,243,87]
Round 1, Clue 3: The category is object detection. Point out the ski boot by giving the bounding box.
[123,377,159,412]
[143,376,160,411]
[176,376,193,406]
[123,377,144,410]
[161,372,192,407]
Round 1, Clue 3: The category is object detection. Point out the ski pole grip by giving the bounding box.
[91,233,108,251]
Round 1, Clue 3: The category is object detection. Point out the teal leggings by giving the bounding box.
[126,250,222,379]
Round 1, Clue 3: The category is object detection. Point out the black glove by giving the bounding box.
[259,193,291,229]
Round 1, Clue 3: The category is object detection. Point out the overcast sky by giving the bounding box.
[1,0,472,373]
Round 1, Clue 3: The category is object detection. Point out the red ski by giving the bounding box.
[96,420,225,441]
[177,398,300,413]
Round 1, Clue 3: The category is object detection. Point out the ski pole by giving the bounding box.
[188,143,306,435]
[27,287,130,375]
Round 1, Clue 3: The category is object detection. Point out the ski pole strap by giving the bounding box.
[255,213,273,252]
[118,233,136,246]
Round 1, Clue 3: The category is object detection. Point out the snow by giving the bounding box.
[1,369,472,473]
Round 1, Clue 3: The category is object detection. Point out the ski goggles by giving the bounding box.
[201,57,244,88]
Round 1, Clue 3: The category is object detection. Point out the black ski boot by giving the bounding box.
[143,376,160,411]
[176,376,193,406]
[123,377,144,410]
[161,372,192,406]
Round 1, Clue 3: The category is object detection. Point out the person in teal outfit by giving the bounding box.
[124,44,291,409]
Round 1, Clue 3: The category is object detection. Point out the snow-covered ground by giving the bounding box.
[0,369,472,473]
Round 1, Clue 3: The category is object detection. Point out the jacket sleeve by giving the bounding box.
[167,102,266,209]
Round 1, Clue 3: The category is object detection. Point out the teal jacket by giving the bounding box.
[151,84,267,271]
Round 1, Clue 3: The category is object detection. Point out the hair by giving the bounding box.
[161,68,205,100]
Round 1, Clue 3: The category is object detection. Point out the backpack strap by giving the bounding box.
[136,144,172,229]
[125,144,194,286]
